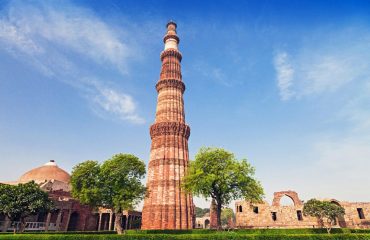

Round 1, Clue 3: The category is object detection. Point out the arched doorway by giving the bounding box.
[204,219,210,229]
[279,195,295,206]
[331,201,346,228]
[67,212,79,231]
[272,191,302,207]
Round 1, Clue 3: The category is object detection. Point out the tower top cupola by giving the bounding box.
[164,20,179,50]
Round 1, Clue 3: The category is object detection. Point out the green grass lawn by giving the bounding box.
[0,229,370,240]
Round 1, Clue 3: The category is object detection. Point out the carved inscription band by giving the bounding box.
[160,49,182,62]
[148,179,182,188]
[156,79,185,93]
[150,122,190,139]
[151,143,186,151]
[149,158,189,168]
[163,34,180,44]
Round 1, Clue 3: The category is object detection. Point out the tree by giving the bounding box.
[0,181,54,233]
[221,208,235,229]
[195,207,210,218]
[303,199,345,234]
[183,147,264,229]
[71,154,146,234]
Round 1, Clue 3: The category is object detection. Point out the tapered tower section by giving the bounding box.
[141,21,194,229]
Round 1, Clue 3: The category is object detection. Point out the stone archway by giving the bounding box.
[272,191,302,207]
[330,200,346,228]
[67,212,79,231]
[204,219,210,229]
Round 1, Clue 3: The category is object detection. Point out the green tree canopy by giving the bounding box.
[221,208,235,228]
[183,147,264,229]
[0,181,54,233]
[195,207,210,218]
[71,153,146,234]
[303,199,345,234]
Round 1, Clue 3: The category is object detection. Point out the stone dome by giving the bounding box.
[19,160,71,184]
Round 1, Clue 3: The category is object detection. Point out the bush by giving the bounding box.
[0,234,370,240]
[126,228,354,235]
[0,231,116,235]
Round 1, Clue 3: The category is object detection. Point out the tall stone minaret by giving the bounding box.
[141,21,194,230]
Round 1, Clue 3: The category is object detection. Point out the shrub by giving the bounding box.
[0,234,370,240]
[126,228,352,235]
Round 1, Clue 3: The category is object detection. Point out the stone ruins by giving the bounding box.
[235,190,370,229]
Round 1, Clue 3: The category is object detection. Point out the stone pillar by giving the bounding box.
[55,210,63,231]
[125,215,129,230]
[113,214,116,231]
[45,212,52,232]
[64,210,72,232]
[108,212,113,231]
[141,21,194,230]
[98,213,102,231]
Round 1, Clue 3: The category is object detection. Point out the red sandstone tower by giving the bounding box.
[141,21,194,229]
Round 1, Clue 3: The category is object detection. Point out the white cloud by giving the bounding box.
[275,27,370,100]
[88,81,145,124]
[271,26,370,201]
[0,21,42,54]
[274,51,294,100]
[0,1,144,124]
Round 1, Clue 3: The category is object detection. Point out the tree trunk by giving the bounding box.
[114,212,124,234]
[216,201,222,230]
[19,218,26,233]
[326,219,332,234]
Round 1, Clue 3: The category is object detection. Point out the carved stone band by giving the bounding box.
[156,79,185,93]
[163,34,180,44]
[148,179,182,188]
[150,122,190,139]
[160,49,182,62]
[149,158,189,168]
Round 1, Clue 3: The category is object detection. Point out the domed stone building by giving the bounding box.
[19,160,71,184]
[0,160,141,232]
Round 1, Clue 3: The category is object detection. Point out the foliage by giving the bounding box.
[125,228,368,235]
[303,199,345,234]
[71,153,146,234]
[221,208,235,228]
[0,181,54,233]
[0,233,370,240]
[70,160,101,206]
[183,147,264,229]
[195,207,210,218]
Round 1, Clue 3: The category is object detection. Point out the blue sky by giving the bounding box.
[1,0,370,208]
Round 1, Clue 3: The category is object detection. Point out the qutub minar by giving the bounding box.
[141,21,195,229]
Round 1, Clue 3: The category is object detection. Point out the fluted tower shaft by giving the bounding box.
[141,22,194,230]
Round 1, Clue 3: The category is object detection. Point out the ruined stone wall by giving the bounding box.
[235,200,317,228]
[337,201,370,228]
[235,191,370,229]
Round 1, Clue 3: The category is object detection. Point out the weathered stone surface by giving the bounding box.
[210,199,218,229]
[141,22,194,230]
[235,190,370,229]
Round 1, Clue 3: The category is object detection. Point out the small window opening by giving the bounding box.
[253,206,259,214]
[357,208,365,219]
[271,212,277,221]
[297,210,303,221]
[239,205,243,212]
